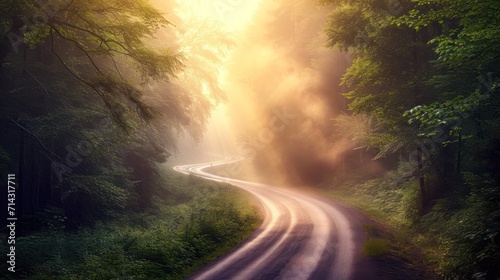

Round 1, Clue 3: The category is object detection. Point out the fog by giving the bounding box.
[162,0,371,185]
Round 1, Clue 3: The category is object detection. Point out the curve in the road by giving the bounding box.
[174,158,368,280]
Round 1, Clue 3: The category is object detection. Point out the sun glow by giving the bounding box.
[162,0,262,165]
[165,0,354,184]
[176,0,261,32]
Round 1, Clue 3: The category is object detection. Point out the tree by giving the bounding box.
[1,0,183,129]
[323,1,500,276]
[0,0,219,228]
[323,0,438,206]
[400,0,500,178]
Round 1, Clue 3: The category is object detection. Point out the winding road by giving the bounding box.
[174,157,378,280]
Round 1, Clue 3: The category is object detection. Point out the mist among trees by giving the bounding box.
[0,0,499,279]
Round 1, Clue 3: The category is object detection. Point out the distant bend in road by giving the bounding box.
[174,157,376,280]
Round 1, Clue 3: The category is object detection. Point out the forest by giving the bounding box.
[324,1,500,278]
[214,0,500,278]
[0,0,499,279]
[0,0,260,279]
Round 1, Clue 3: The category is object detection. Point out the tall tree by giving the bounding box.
[323,1,500,276]
[400,0,500,177]
[323,0,438,206]
[0,0,218,228]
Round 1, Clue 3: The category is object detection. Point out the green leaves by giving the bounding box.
[23,24,51,48]
[398,0,500,69]
[0,0,211,229]
[324,0,437,158]
[324,4,370,51]
[323,0,500,278]
[1,0,185,127]
[404,91,490,138]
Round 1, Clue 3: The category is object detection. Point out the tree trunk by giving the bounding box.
[417,146,426,208]
[17,129,25,228]
[457,130,462,175]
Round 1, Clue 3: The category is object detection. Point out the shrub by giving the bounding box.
[5,171,261,280]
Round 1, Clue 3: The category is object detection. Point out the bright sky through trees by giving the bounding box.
[177,0,261,32]
[168,0,263,163]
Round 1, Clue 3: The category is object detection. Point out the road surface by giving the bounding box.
[174,157,378,280]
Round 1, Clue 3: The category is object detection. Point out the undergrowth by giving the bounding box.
[1,168,262,279]
[327,162,500,279]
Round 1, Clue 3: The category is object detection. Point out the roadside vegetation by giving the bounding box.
[316,1,500,278]
[324,163,500,279]
[1,168,261,279]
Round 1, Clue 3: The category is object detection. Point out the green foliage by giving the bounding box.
[437,173,500,279]
[323,0,500,278]
[324,0,436,159]
[396,0,500,69]
[404,91,491,139]
[324,4,371,52]
[0,171,261,279]
[329,167,500,278]
[331,162,421,226]
[1,0,185,128]
[35,206,68,231]
[0,0,222,229]
[60,175,131,222]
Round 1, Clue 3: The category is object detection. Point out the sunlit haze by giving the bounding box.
[176,0,261,32]
[168,0,262,165]
[3,1,497,278]
[166,0,360,185]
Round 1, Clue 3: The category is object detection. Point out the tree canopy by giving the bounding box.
[0,0,221,228]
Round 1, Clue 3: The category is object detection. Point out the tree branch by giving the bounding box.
[51,26,107,78]
[2,60,49,97]
[5,116,62,161]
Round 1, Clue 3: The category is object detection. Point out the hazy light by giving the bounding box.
[166,0,262,164]
[167,0,361,185]
[176,0,261,32]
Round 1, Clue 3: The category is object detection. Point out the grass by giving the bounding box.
[1,168,262,280]
[359,223,392,257]
[363,238,391,257]
[321,170,434,261]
